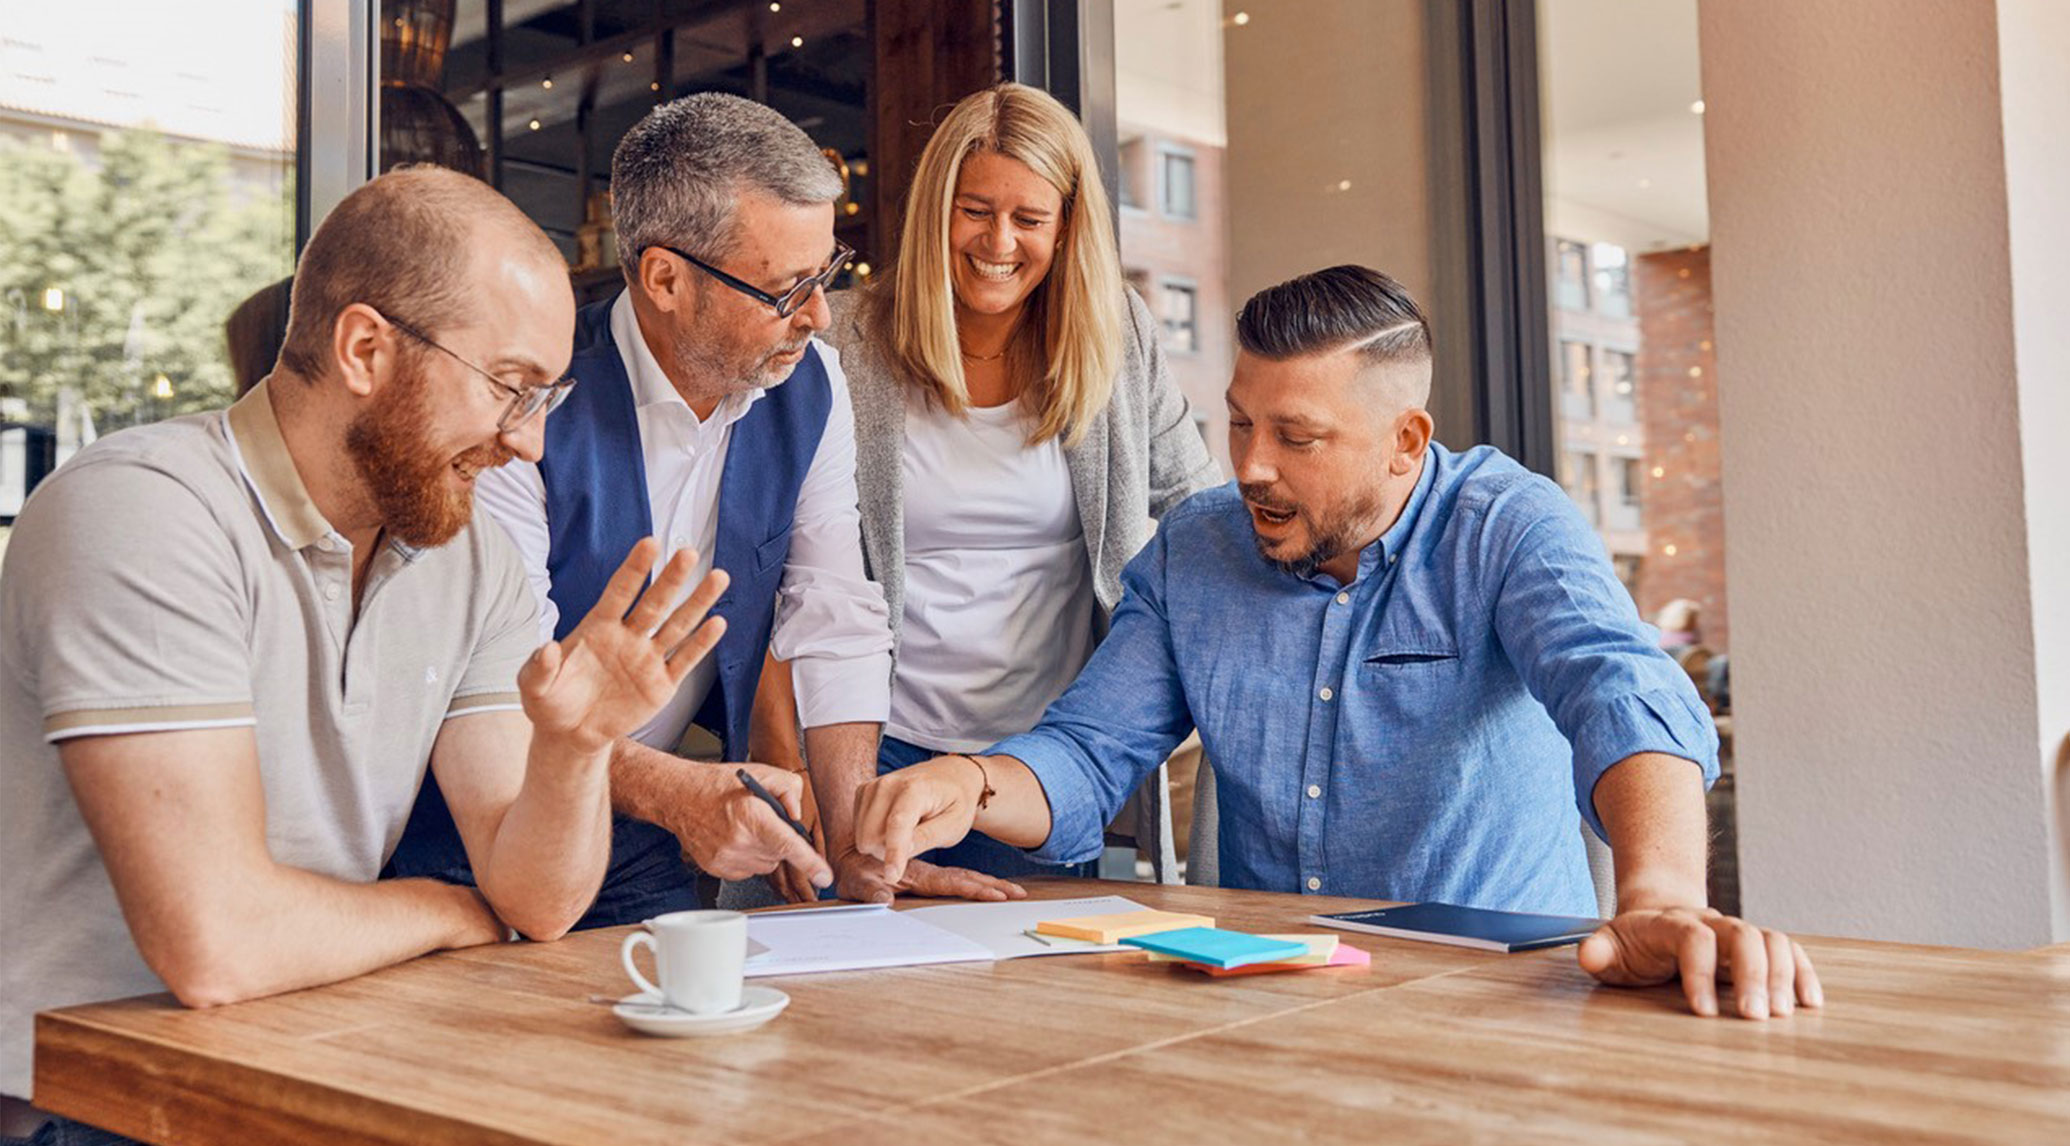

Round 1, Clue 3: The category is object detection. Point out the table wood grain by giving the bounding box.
[34,880,2070,1145]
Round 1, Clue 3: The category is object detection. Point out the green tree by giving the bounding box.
[0,128,292,425]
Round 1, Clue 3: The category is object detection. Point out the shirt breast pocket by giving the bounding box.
[753,525,795,575]
[1357,637,1463,726]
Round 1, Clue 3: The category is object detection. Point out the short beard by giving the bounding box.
[1241,481,1384,580]
[344,358,513,548]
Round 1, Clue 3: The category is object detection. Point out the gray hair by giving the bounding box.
[611,93,842,278]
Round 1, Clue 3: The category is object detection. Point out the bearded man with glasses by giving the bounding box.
[387,93,1017,921]
[0,167,744,1144]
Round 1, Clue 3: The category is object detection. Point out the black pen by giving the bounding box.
[735,767,814,843]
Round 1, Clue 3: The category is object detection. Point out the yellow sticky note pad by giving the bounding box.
[1036,909,1215,944]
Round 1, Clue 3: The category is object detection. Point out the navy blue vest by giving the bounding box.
[384,294,833,929]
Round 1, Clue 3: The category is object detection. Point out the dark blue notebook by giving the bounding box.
[1307,902,1605,953]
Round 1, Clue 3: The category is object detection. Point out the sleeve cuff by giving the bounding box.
[793,651,892,727]
[1570,688,1721,840]
[45,701,256,743]
[988,732,1107,866]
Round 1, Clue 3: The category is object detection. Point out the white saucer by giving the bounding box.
[612,985,789,1038]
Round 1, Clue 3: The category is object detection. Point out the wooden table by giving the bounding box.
[34,880,2070,1145]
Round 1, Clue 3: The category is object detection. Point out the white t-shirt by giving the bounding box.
[888,393,1097,752]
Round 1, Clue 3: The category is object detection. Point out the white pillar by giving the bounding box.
[1700,0,2070,947]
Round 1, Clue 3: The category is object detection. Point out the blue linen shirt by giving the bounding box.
[991,443,1718,916]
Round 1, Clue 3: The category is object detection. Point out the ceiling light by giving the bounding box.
[622,52,635,63]
[770,2,781,9]
[528,118,542,131]
[1663,543,1679,557]
[541,77,553,89]
[790,35,803,47]
[1233,11,1250,24]
[1336,179,1351,191]
[1690,99,1706,115]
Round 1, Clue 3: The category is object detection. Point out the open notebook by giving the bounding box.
[743,895,1152,977]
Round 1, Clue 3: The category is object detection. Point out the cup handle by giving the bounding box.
[621,931,663,998]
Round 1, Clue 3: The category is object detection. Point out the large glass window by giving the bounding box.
[1540,0,1732,911]
[1,1,300,560]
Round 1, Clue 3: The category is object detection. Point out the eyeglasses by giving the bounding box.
[646,240,854,319]
[380,312,575,432]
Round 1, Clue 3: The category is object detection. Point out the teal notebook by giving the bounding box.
[1120,927,1310,969]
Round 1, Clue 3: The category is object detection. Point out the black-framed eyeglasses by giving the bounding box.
[380,312,576,432]
[647,240,854,319]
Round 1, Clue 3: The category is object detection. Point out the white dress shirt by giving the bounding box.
[475,292,893,749]
[888,393,1097,753]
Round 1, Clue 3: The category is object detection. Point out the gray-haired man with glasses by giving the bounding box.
[387,93,1020,919]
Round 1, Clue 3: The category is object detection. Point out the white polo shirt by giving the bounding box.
[0,381,539,1100]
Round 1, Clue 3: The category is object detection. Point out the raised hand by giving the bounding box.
[518,537,729,753]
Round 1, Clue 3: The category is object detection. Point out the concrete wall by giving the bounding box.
[1995,0,2070,938]
[1700,0,2067,947]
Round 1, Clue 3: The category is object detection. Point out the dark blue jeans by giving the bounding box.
[1,1115,140,1146]
[877,735,1093,880]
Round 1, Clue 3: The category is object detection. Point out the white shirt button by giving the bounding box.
[1388,553,1399,565]
[1335,592,1349,605]
[1318,687,1333,702]
[323,583,341,602]
[1306,876,1322,891]
[672,535,687,549]
[316,536,335,552]
[1306,784,1322,799]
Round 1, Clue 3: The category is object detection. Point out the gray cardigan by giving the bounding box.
[825,288,1222,881]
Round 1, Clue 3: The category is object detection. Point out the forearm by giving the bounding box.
[750,651,807,770]
[801,721,879,850]
[473,731,614,939]
[1592,751,1709,911]
[151,870,501,1008]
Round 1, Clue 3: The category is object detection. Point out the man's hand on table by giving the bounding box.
[829,846,1027,904]
[1578,907,1824,1020]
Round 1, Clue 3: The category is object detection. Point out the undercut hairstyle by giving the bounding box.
[610,92,843,278]
[278,165,557,380]
[1235,265,1434,405]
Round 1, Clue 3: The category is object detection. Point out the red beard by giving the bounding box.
[344,363,514,548]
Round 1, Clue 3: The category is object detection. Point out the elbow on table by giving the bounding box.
[148,936,277,1010]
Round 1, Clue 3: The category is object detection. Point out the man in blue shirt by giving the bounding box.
[853,265,1821,1020]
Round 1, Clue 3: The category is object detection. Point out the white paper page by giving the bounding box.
[744,903,995,977]
[903,895,1152,960]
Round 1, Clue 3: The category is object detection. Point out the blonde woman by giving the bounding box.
[757,83,1220,888]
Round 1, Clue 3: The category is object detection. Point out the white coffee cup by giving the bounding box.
[621,909,747,1015]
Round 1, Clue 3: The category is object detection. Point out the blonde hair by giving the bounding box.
[877,83,1123,446]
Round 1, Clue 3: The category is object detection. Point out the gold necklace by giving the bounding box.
[959,342,1008,363]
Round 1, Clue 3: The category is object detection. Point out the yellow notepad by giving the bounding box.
[1036,909,1215,944]
[1144,933,1339,965]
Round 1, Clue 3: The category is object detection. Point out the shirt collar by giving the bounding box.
[225,378,335,551]
[610,290,764,429]
[1368,449,1438,571]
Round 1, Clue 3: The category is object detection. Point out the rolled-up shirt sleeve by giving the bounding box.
[988,528,1198,864]
[771,342,896,728]
[1485,480,1720,841]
